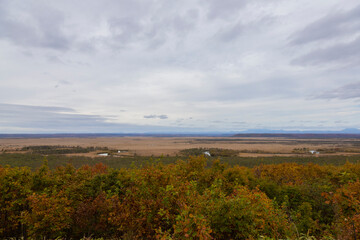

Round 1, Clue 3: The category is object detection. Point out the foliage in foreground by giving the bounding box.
[0,156,359,239]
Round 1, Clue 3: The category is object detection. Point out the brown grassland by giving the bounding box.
[1,136,360,157]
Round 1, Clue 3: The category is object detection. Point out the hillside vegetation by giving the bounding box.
[0,156,359,239]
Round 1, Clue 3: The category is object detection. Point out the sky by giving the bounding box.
[1,0,360,133]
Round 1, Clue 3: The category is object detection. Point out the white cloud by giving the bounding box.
[0,0,360,132]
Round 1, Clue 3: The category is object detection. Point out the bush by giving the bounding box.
[0,156,359,239]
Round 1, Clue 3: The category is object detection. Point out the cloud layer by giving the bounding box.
[0,103,191,133]
[1,0,360,132]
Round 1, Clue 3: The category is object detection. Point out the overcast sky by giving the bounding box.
[1,0,360,133]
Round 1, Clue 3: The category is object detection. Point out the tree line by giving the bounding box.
[0,156,359,239]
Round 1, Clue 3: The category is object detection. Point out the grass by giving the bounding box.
[1,152,360,170]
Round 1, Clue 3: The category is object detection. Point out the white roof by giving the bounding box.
[98,153,109,156]
[203,151,211,156]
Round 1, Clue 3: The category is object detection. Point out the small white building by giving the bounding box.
[97,153,109,156]
[203,151,211,157]
[309,150,320,154]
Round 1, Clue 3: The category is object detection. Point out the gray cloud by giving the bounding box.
[218,22,244,42]
[168,76,303,102]
[313,82,360,99]
[0,103,74,113]
[144,114,168,119]
[205,0,248,20]
[0,1,70,50]
[46,55,65,64]
[172,10,199,33]
[290,4,360,45]
[108,17,143,46]
[290,4,360,67]
[211,120,223,123]
[1,0,360,133]
[0,104,177,133]
[106,4,199,50]
[0,103,111,130]
[232,121,246,125]
[292,37,360,65]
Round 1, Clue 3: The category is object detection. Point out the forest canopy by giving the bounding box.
[0,156,359,239]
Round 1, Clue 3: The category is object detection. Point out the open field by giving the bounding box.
[1,136,360,157]
[1,136,360,169]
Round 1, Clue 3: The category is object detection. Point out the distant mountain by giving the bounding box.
[232,133,360,139]
[237,128,360,134]
[232,128,360,138]
[341,128,360,133]
[1,128,360,139]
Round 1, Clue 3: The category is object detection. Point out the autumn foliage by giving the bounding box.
[0,157,359,239]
